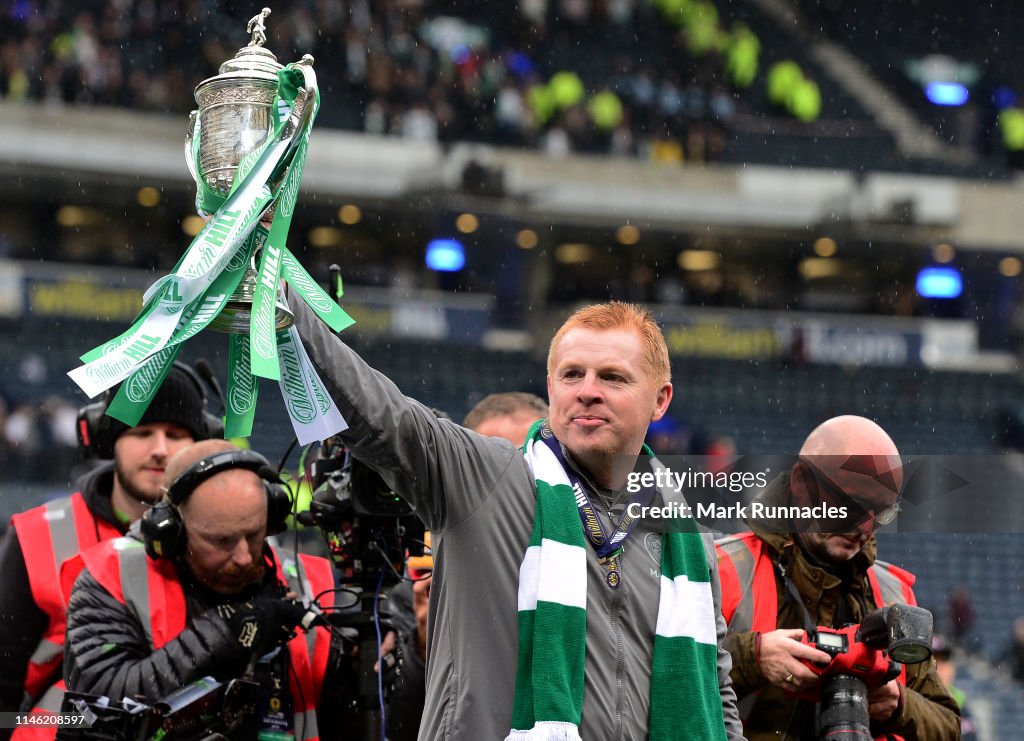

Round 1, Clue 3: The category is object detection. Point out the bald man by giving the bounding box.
[715,416,961,740]
[61,440,404,737]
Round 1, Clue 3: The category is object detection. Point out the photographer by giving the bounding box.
[0,362,213,739]
[289,294,743,740]
[62,440,411,739]
[715,416,960,739]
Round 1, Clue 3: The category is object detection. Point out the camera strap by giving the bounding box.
[776,551,817,632]
[253,648,296,741]
[774,551,825,741]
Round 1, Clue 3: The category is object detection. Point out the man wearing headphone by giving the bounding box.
[61,439,385,740]
[0,361,216,737]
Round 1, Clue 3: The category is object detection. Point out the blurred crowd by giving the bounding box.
[0,0,754,163]
[0,352,79,483]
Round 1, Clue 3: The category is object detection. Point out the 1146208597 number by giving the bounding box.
[0,713,90,728]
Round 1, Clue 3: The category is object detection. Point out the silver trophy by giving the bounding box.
[185,8,311,334]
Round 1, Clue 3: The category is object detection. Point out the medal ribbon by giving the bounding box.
[537,429,658,561]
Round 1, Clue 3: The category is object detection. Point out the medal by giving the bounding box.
[600,548,623,590]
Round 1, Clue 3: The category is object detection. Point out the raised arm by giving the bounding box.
[289,292,524,532]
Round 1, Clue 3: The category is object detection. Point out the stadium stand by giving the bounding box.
[0,0,920,170]
[878,532,1024,739]
[791,0,1020,173]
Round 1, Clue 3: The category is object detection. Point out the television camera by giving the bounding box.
[298,435,427,590]
[293,435,429,741]
[58,676,257,741]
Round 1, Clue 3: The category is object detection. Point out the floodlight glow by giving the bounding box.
[916,267,962,298]
[995,86,1017,110]
[507,51,534,78]
[925,82,968,106]
[426,239,466,271]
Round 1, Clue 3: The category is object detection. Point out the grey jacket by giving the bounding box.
[292,297,744,740]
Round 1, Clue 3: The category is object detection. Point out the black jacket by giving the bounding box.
[63,551,258,704]
[63,536,421,739]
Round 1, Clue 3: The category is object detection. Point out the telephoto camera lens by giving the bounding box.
[818,674,873,741]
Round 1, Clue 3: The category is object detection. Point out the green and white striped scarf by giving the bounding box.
[507,425,727,741]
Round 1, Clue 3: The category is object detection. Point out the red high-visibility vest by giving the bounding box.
[716,532,917,633]
[10,492,121,702]
[716,532,917,679]
[69,537,336,741]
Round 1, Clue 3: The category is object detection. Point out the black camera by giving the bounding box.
[58,677,258,741]
[794,604,933,740]
[301,436,425,591]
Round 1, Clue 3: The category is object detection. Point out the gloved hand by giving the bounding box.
[218,597,307,657]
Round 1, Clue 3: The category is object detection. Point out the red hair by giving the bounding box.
[547,301,671,385]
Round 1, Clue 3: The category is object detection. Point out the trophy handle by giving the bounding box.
[185,110,199,183]
[268,56,317,185]
[289,56,317,137]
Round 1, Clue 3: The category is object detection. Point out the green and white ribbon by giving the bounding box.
[280,249,355,332]
[105,344,183,426]
[276,326,347,445]
[76,221,263,432]
[249,89,306,382]
[70,201,263,398]
[225,333,259,439]
[509,426,727,741]
[67,63,354,445]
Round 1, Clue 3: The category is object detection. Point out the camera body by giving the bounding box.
[790,604,933,741]
[797,623,901,690]
[303,436,426,591]
[59,677,258,741]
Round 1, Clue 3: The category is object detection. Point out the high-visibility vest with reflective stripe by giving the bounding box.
[74,537,335,741]
[715,532,917,689]
[10,492,121,703]
[10,681,68,741]
[716,532,917,633]
[716,533,780,635]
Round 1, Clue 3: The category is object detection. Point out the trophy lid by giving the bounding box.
[196,7,282,91]
[219,45,282,78]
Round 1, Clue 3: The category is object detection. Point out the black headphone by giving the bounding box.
[76,361,223,460]
[141,449,292,560]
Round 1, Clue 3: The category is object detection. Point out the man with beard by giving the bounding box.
[0,362,214,736]
[62,440,372,740]
[715,415,961,739]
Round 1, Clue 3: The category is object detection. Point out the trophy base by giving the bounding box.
[208,300,294,334]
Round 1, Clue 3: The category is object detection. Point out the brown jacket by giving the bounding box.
[717,474,961,740]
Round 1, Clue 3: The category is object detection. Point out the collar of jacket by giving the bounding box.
[78,460,127,534]
[746,471,877,574]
